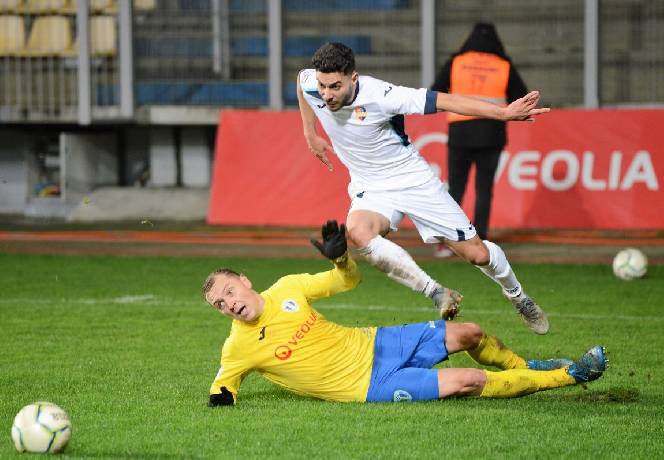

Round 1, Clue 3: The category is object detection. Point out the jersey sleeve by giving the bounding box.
[299,68,321,102]
[380,82,438,115]
[209,340,252,401]
[283,253,361,302]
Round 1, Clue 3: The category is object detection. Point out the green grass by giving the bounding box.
[1,253,663,459]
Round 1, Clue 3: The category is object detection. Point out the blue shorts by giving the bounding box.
[366,320,449,402]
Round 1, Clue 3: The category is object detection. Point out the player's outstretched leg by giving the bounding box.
[466,333,527,370]
[465,330,572,371]
[477,240,549,334]
[359,235,462,318]
[479,345,607,398]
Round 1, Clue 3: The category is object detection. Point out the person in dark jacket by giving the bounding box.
[432,22,528,256]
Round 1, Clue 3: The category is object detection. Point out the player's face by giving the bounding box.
[205,274,264,322]
[316,71,358,112]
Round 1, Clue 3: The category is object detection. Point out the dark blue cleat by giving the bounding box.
[527,358,574,371]
[567,345,608,383]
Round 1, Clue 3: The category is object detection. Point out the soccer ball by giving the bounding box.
[612,248,648,281]
[11,402,71,454]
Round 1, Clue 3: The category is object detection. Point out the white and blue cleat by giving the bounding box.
[567,345,608,383]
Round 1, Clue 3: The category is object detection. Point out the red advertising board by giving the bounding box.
[208,109,664,229]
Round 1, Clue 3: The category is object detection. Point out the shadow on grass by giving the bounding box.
[561,386,640,403]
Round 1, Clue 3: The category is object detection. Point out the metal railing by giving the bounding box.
[0,0,662,125]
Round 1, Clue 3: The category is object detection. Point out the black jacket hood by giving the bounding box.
[457,22,508,59]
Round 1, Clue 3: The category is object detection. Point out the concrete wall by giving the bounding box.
[181,127,210,187]
[0,126,213,220]
[0,131,33,214]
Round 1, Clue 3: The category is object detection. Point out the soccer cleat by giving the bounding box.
[433,287,463,320]
[507,292,549,335]
[567,345,608,383]
[527,358,574,371]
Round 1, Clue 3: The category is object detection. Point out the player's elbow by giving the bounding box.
[208,387,235,407]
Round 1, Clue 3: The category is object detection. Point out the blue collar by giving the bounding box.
[348,80,360,105]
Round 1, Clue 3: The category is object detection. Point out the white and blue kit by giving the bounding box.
[299,69,476,243]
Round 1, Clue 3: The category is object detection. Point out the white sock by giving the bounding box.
[359,235,440,297]
[477,240,522,297]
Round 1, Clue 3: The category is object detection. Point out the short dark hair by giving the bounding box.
[202,268,241,297]
[311,42,355,75]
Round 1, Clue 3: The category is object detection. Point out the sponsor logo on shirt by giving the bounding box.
[281,299,299,313]
[384,85,393,97]
[354,106,368,121]
[274,311,318,361]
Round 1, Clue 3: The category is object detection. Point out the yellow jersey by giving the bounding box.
[209,255,376,403]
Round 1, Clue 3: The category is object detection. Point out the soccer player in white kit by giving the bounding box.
[296,43,550,334]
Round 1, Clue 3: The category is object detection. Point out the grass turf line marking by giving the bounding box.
[1,298,663,322]
[0,295,157,305]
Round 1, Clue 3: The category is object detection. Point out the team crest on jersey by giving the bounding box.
[281,299,300,313]
[354,106,368,121]
[393,390,413,402]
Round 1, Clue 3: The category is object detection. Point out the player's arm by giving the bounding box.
[435,90,549,121]
[296,70,334,171]
[208,346,250,407]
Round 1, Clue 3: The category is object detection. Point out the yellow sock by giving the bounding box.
[480,368,576,398]
[466,334,527,370]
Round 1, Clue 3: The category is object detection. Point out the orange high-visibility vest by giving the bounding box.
[448,51,509,123]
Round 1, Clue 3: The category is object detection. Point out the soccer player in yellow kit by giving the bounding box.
[204,221,607,405]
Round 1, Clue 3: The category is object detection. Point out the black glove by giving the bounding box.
[310,220,347,260]
[208,387,234,407]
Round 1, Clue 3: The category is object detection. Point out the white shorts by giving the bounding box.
[347,178,476,244]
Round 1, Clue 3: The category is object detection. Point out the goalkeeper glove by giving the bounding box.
[310,219,347,260]
[208,387,234,406]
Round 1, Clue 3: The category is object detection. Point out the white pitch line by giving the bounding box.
[0,295,157,305]
[1,297,662,322]
[316,303,664,322]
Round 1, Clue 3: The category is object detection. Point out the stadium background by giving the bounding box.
[1,2,664,459]
[0,0,662,233]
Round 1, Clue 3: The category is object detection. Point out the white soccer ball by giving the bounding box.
[612,248,648,281]
[11,402,71,454]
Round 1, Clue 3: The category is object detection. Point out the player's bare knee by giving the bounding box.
[450,239,489,265]
[462,322,484,348]
[455,369,486,396]
[467,246,490,265]
[467,369,487,394]
[347,225,375,248]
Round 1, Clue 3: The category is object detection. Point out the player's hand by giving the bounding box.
[503,91,550,121]
[208,387,234,407]
[310,220,347,260]
[306,134,335,171]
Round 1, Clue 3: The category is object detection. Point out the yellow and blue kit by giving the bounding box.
[210,254,451,403]
[210,254,377,402]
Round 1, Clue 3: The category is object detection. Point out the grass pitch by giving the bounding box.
[1,252,663,459]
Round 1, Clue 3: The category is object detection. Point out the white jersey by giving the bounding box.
[299,69,439,192]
